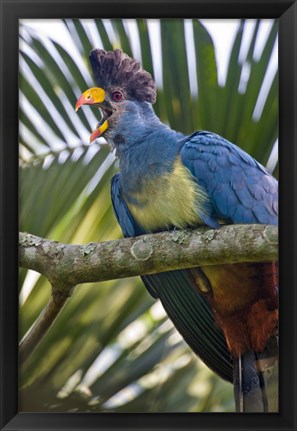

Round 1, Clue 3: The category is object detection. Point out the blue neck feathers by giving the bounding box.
[109,102,184,196]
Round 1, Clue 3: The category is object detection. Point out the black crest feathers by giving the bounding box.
[89,49,157,104]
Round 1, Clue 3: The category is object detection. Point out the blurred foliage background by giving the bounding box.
[19,18,278,412]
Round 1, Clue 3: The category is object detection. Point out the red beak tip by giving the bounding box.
[89,132,98,144]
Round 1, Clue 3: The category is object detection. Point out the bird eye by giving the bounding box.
[86,94,91,99]
[112,91,123,102]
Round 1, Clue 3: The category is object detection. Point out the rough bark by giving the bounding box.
[19,225,277,287]
[18,224,278,362]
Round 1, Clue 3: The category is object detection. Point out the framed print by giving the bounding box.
[1,1,296,430]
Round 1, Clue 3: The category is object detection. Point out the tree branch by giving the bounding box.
[19,225,277,286]
[19,289,69,362]
[19,224,278,362]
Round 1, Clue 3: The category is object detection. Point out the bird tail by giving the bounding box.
[233,334,278,412]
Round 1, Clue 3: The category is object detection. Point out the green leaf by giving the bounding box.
[112,20,133,56]
[192,19,218,131]
[95,20,113,51]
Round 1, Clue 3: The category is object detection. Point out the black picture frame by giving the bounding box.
[1,0,296,430]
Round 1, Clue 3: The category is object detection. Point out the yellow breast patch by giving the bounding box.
[126,157,208,232]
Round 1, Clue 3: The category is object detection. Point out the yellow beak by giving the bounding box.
[75,87,109,142]
[75,87,106,111]
[89,120,109,143]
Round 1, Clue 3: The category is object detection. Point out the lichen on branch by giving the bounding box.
[19,224,278,288]
[18,225,278,362]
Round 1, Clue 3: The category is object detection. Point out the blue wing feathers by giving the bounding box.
[110,130,277,384]
[111,174,145,237]
[142,270,233,382]
[181,131,278,226]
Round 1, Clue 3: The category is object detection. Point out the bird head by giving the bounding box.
[75,49,157,145]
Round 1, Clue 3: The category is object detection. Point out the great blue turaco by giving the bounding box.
[75,48,278,412]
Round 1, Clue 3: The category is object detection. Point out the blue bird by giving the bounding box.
[75,49,278,412]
